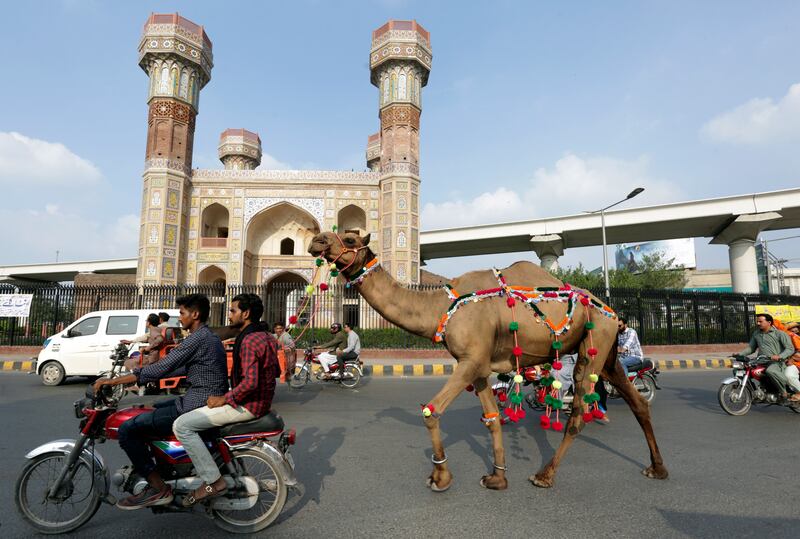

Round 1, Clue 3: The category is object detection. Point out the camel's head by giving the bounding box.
[307,231,373,276]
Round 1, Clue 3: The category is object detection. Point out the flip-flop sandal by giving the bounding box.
[182,482,228,507]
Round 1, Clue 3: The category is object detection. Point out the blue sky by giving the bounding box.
[1,0,800,277]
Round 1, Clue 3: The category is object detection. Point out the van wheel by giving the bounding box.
[41,361,66,386]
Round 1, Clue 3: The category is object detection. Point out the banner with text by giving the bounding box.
[0,294,34,317]
[615,238,697,272]
[754,304,800,322]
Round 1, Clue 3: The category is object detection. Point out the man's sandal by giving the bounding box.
[182,481,228,507]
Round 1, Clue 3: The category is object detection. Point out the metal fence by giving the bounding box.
[2,282,800,348]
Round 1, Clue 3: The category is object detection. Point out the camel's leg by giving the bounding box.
[474,377,508,490]
[603,354,669,480]
[423,360,479,492]
[531,346,594,488]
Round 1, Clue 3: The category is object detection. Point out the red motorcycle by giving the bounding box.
[15,343,298,534]
[718,355,800,416]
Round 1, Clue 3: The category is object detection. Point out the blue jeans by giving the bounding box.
[118,399,180,477]
[620,355,643,377]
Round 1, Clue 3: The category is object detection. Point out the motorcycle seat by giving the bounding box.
[625,358,653,373]
[220,411,285,437]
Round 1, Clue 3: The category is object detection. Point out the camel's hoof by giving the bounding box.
[479,474,508,490]
[642,465,669,480]
[529,473,554,488]
[426,476,451,492]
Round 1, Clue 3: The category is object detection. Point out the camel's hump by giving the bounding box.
[450,260,562,290]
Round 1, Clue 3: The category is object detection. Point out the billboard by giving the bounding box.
[615,238,696,272]
[0,294,34,317]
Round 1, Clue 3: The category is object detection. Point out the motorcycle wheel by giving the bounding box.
[634,376,657,403]
[718,381,752,416]
[15,452,102,534]
[340,365,361,389]
[212,448,287,533]
[289,365,309,389]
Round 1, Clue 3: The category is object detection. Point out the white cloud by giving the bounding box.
[0,207,139,263]
[0,131,103,185]
[257,152,292,171]
[702,83,800,144]
[422,153,680,229]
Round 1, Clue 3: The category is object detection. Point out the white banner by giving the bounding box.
[615,238,697,271]
[0,294,34,317]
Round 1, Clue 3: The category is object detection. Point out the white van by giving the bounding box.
[35,309,181,386]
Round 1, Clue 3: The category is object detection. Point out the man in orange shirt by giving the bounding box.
[773,319,800,401]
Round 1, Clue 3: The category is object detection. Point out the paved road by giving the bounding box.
[0,370,798,538]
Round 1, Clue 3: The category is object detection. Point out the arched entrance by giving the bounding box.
[264,271,308,328]
[338,204,367,234]
[197,265,227,325]
[244,203,321,284]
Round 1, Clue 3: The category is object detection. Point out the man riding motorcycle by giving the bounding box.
[315,322,347,378]
[93,294,228,509]
[172,293,280,507]
[737,313,796,400]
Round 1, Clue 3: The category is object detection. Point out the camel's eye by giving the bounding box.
[344,237,356,245]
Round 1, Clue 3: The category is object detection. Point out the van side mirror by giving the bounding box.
[64,329,73,338]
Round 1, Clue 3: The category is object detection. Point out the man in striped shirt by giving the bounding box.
[94,294,228,509]
[173,293,279,507]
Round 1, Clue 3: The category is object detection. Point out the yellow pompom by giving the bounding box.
[513,374,523,384]
[305,285,315,294]
[589,374,599,383]
[552,380,563,390]
[329,263,338,271]
[422,407,432,417]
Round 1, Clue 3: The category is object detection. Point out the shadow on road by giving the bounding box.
[658,508,800,538]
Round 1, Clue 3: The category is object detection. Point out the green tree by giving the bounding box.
[555,252,686,290]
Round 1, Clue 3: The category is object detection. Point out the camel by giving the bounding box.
[308,231,668,490]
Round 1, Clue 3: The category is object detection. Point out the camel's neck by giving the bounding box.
[354,265,449,339]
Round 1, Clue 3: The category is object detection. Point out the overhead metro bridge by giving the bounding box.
[2,188,799,293]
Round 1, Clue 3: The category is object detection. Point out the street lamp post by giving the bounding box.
[590,187,645,300]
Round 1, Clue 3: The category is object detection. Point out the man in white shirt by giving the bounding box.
[617,317,644,376]
[332,323,360,379]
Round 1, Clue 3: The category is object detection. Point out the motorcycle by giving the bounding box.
[15,343,299,534]
[606,358,660,402]
[289,346,363,389]
[718,355,800,416]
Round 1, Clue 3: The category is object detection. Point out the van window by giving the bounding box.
[71,317,101,337]
[107,316,140,336]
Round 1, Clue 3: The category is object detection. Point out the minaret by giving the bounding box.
[370,20,431,283]
[219,129,262,170]
[366,132,381,171]
[136,12,213,284]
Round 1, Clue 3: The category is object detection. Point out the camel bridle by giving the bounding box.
[323,232,369,276]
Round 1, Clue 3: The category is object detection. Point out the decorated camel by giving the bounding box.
[307,231,668,490]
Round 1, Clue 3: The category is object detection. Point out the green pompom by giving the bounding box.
[330,270,339,277]
[588,392,599,403]
[552,399,563,410]
[545,395,554,405]
[497,373,510,382]
[585,321,595,330]
[315,258,324,267]
[552,341,562,350]
[511,393,523,405]
[583,394,593,404]
[542,376,554,387]
[542,363,552,371]
[509,321,519,332]
[332,225,338,232]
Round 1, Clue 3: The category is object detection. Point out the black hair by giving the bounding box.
[158,312,170,323]
[176,294,211,323]
[147,313,160,327]
[344,322,354,329]
[232,293,264,322]
[756,313,773,323]
[273,322,285,330]
[618,316,628,325]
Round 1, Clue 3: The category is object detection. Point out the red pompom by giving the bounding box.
[288,315,298,324]
[539,415,551,430]
[504,407,519,422]
[319,283,329,291]
[516,408,526,420]
[538,394,546,404]
[506,297,516,308]
[592,408,605,419]
[492,388,498,396]
[587,347,598,357]
[498,392,507,403]
[552,361,563,370]
[580,296,590,306]
[583,412,594,423]
[465,384,474,392]
[552,421,564,432]
[512,346,523,357]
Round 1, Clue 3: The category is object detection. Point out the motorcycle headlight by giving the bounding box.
[731,360,744,369]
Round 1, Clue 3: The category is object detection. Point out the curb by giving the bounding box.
[0,359,733,375]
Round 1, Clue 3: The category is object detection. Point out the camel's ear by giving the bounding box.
[361,233,371,246]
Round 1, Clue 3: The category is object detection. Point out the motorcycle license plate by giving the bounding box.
[285,450,295,470]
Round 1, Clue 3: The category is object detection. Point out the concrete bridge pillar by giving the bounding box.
[710,212,781,293]
[530,234,564,273]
